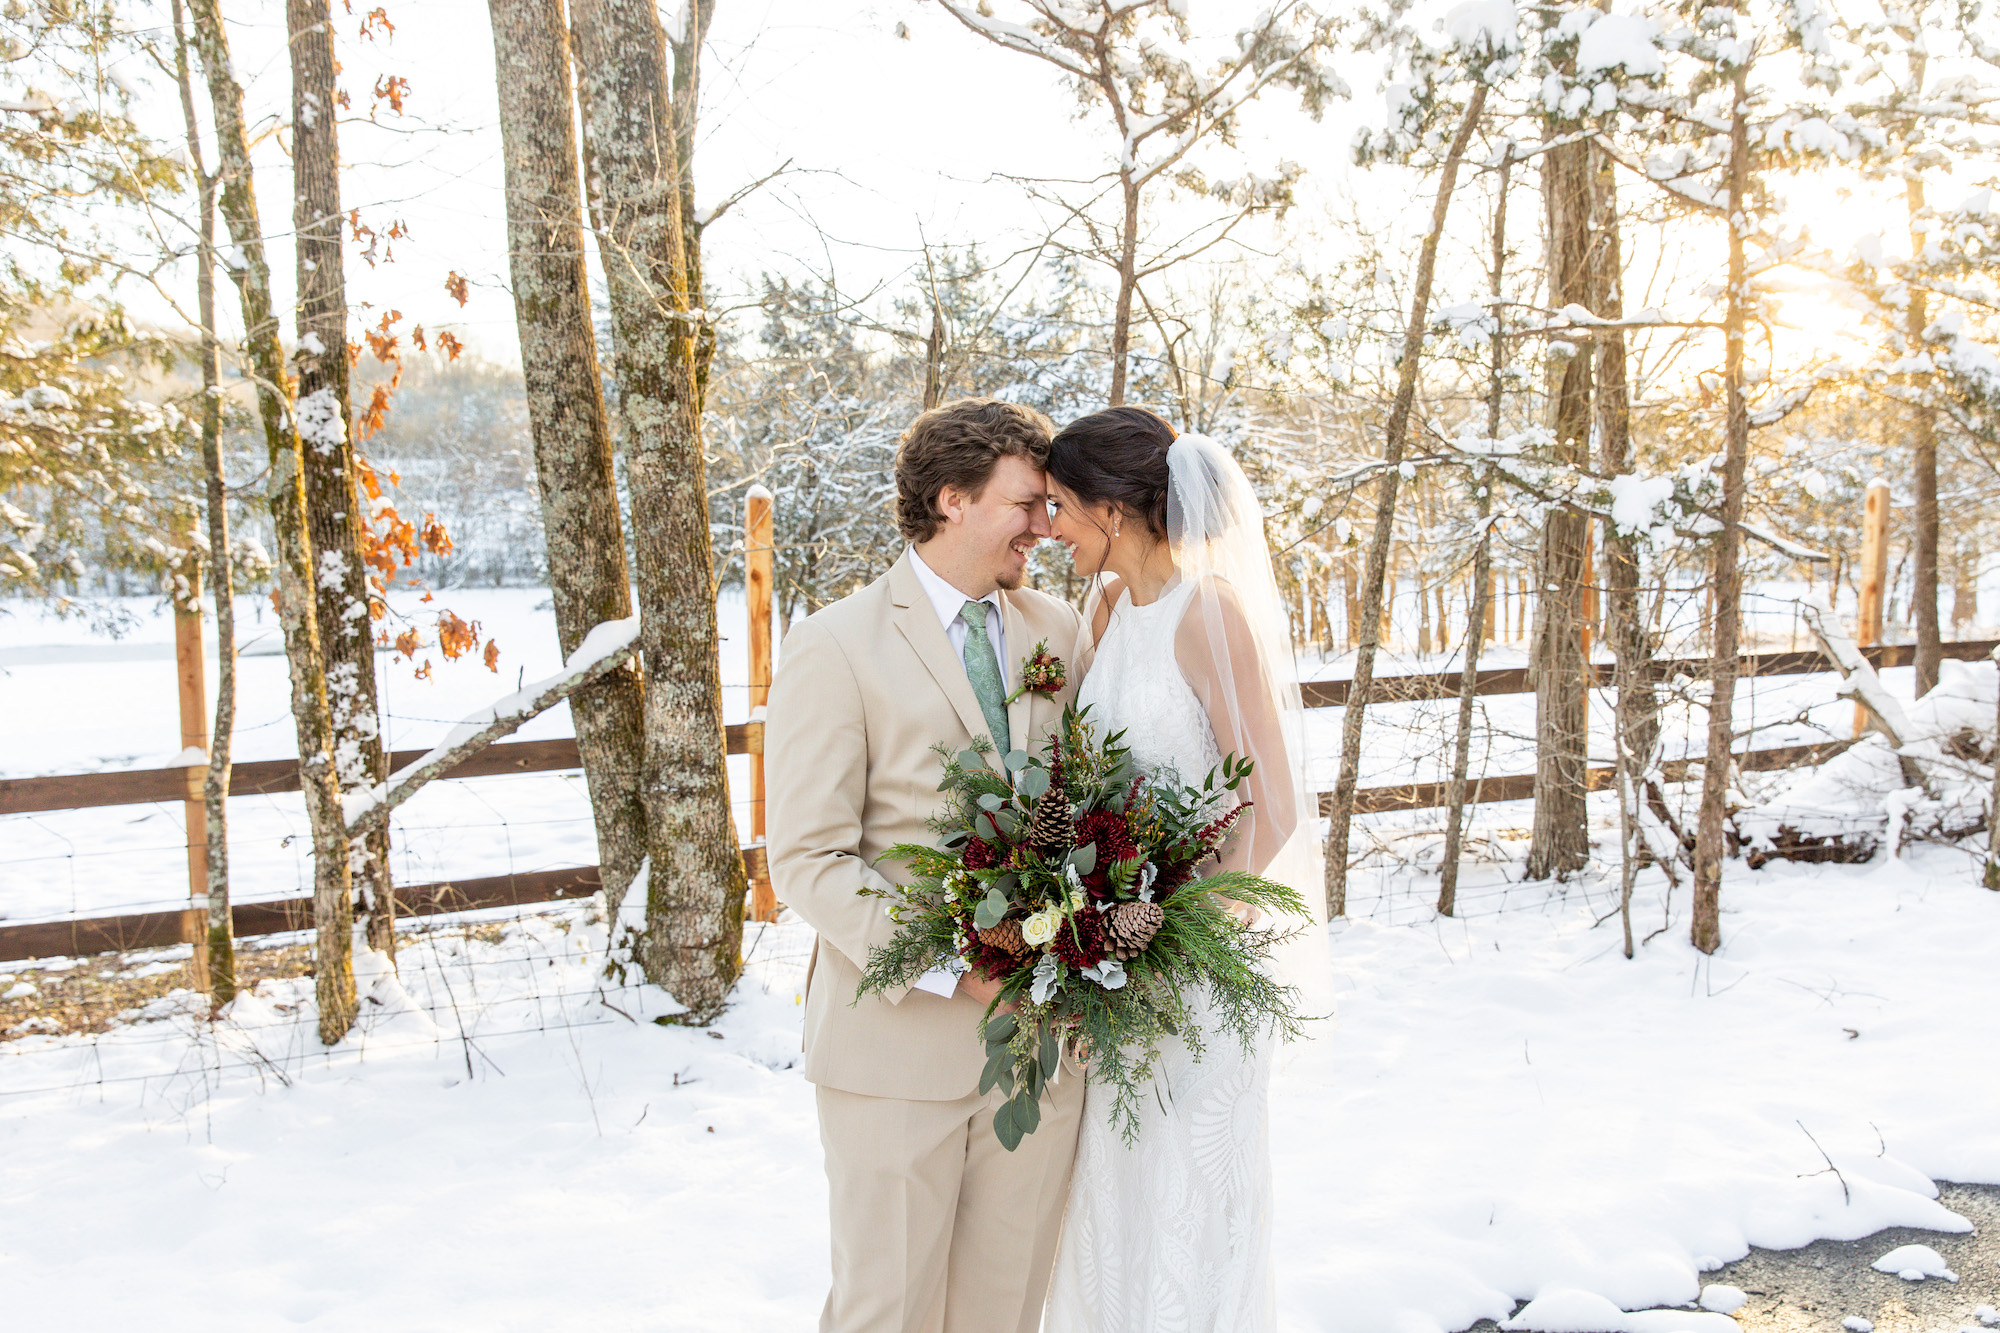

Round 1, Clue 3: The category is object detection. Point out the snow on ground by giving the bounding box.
[2,844,1995,1331]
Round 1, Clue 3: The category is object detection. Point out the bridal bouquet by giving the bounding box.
[859,704,1310,1150]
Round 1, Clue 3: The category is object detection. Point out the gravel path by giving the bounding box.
[1716,1183,2000,1333]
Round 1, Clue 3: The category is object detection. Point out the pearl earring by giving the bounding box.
[1113,518,1121,538]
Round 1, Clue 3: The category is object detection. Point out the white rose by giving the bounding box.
[1020,909,1059,947]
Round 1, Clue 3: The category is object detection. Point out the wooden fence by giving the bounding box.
[4,632,1993,965]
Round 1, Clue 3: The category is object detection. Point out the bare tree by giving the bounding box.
[1525,133,1596,882]
[169,0,237,1002]
[934,1,1340,404]
[288,0,396,957]
[1440,146,1510,918]
[486,0,649,908]
[188,0,355,1041]
[571,0,746,1019]
[1690,52,1754,956]
[1325,85,1488,916]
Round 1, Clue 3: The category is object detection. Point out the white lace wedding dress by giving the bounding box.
[1044,579,1277,1333]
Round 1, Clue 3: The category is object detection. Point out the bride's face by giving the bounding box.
[1045,478,1120,577]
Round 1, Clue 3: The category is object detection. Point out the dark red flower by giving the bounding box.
[1050,907,1109,969]
[962,836,999,870]
[1074,812,1137,864]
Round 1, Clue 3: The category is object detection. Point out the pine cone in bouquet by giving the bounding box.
[1028,790,1073,861]
[1105,900,1163,961]
[978,916,1030,961]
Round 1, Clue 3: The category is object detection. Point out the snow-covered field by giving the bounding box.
[0,585,1929,924]
[0,589,761,924]
[0,846,1994,1330]
[4,585,1998,1329]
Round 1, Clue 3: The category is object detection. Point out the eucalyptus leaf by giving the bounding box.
[975,812,997,841]
[1011,1089,1042,1134]
[974,886,1010,930]
[1023,1054,1044,1098]
[985,1012,1018,1046]
[1069,842,1098,876]
[995,810,1024,840]
[1017,767,1050,799]
[977,793,1004,811]
[988,872,1018,897]
[1004,749,1030,771]
[993,1100,1024,1152]
[1040,1029,1059,1077]
[957,748,986,772]
[979,1045,1011,1096]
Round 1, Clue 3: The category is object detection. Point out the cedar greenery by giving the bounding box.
[861,704,1310,1149]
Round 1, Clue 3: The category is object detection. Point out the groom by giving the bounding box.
[766,398,1088,1333]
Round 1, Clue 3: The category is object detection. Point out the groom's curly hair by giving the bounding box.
[895,398,1054,543]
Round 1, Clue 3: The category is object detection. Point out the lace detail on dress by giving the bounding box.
[1046,581,1276,1333]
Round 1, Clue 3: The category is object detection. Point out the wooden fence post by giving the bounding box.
[170,524,211,992]
[1856,476,1890,735]
[745,485,778,923]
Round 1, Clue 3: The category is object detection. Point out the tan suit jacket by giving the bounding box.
[767,549,1086,1101]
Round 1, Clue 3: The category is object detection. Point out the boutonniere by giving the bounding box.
[1005,640,1067,704]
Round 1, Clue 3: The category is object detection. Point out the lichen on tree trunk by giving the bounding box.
[288,0,395,958]
[486,0,649,914]
[571,0,745,1020]
[189,0,354,1041]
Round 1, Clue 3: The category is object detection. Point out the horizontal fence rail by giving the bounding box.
[1318,740,1851,817]
[0,724,763,818]
[1296,639,2000,709]
[0,853,768,964]
[4,637,1991,965]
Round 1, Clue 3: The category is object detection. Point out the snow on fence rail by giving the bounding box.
[7,636,1994,965]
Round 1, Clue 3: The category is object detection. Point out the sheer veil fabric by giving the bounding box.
[1162,431,1334,1016]
[1046,429,1332,1332]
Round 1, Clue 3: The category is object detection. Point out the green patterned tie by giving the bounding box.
[957,599,1010,753]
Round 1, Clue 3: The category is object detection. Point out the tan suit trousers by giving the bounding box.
[817,1069,1085,1333]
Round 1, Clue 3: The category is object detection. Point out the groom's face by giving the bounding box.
[934,454,1053,593]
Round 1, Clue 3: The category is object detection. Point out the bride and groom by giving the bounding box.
[766,398,1326,1332]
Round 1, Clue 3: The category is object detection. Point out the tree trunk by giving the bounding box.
[1441,148,1509,918]
[1691,62,1754,957]
[667,0,717,405]
[1903,132,1942,694]
[488,0,651,913]
[289,0,395,958]
[189,0,355,1041]
[1593,149,1659,782]
[571,0,746,1020]
[1324,85,1487,916]
[171,0,237,1003]
[1526,135,1596,882]
[1109,172,1139,406]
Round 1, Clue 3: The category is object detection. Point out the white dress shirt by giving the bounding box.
[905,546,1008,997]
[907,545,1010,690]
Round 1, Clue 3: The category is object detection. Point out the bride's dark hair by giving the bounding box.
[1046,405,1175,539]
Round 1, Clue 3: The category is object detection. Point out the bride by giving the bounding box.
[1040,406,1329,1332]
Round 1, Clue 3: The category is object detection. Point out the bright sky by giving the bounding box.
[160,0,1350,366]
[100,0,1943,386]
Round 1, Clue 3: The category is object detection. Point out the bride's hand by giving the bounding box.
[1215,895,1261,928]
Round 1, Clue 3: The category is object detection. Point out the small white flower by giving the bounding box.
[1021,909,1059,947]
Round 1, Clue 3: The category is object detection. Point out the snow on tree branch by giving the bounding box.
[343,616,642,839]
